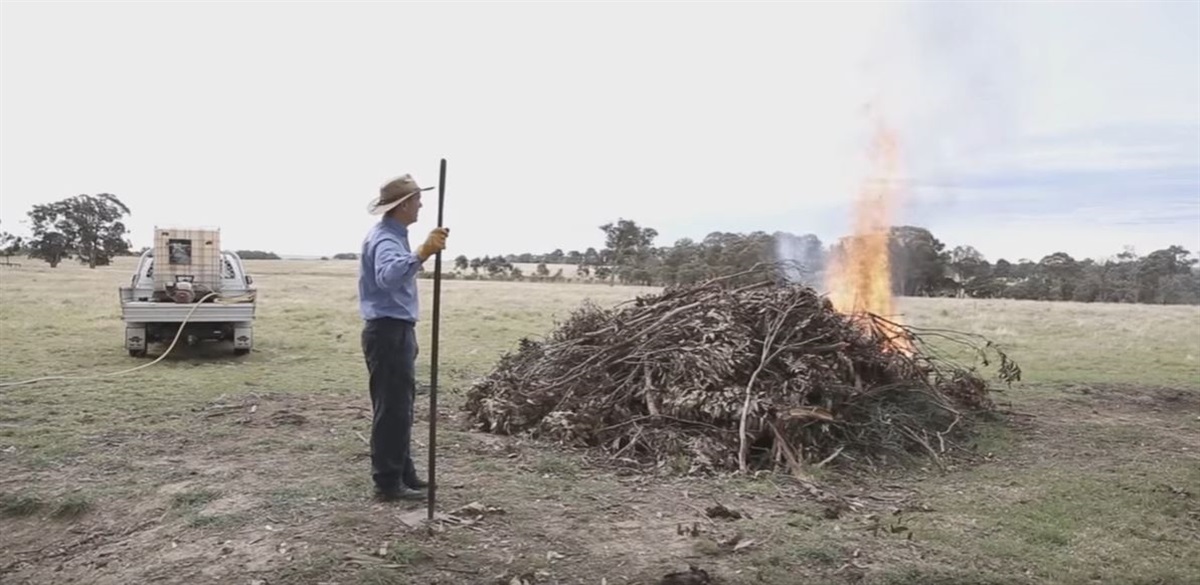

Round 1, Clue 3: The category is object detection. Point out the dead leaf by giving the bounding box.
[823,503,847,519]
[704,503,743,520]
[505,572,538,585]
[783,406,835,422]
[717,531,747,550]
[659,565,711,585]
[732,538,756,552]
[269,412,307,426]
[1162,485,1192,498]
[452,501,506,517]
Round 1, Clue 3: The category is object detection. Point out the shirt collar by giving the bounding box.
[381,215,409,236]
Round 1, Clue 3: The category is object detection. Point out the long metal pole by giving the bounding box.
[427,158,446,522]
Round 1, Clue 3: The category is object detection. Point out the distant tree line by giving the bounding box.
[4,195,1196,305]
[235,250,281,260]
[433,218,1200,305]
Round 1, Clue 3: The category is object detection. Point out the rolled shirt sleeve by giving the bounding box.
[374,236,422,290]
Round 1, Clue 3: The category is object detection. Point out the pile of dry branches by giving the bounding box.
[463,276,1020,474]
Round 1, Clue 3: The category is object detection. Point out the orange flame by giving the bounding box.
[824,119,912,353]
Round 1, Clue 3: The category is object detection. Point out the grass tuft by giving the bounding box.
[356,568,407,585]
[172,489,221,509]
[1,492,45,517]
[1,491,92,519]
[51,493,93,518]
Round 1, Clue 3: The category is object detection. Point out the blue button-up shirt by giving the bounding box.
[359,217,423,322]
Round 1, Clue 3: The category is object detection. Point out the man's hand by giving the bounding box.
[417,227,450,261]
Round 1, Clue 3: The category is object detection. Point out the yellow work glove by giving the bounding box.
[417,227,449,261]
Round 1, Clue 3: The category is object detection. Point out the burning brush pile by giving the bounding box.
[463,275,1020,474]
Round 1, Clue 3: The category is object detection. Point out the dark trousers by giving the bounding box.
[361,317,420,490]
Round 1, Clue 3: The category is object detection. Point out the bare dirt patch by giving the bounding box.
[1056,382,1200,412]
[4,380,1196,585]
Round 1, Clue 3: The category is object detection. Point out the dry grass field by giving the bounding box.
[2,257,1198,585]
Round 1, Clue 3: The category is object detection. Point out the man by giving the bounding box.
[358,173,449,502]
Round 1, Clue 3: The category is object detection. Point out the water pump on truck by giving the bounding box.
[118,227,257,357]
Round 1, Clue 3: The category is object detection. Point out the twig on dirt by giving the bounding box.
[355,431,369,446]
[815,446,845,469]
[768,420,807,478]
[765,477,787,498]
[435,565,481,574]
[834,560,869,574]
[680,501,718,526]
[902,428,943,470]
[936,415,962,453]
[609,425,643,460]
[123,518,159,536]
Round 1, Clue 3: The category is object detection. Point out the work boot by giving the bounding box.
[402,459,427,489]
[374,485,426,502]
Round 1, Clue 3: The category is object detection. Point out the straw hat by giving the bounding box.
[367,174,434,215]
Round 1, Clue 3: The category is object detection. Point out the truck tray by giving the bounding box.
[120,302,255,323]
[119,288,255,323]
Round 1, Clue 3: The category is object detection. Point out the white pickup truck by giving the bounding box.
[119,249,257,357]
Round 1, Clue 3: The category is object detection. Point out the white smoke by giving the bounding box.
[774,4,1022,289]
[866,3,1023,201]
[773,231,827,289]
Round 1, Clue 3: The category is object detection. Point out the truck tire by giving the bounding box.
[234,348,250,356]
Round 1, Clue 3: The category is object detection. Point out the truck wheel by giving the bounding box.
[234,348,250,356]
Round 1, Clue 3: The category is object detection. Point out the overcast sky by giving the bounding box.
[2,1,1197,263]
